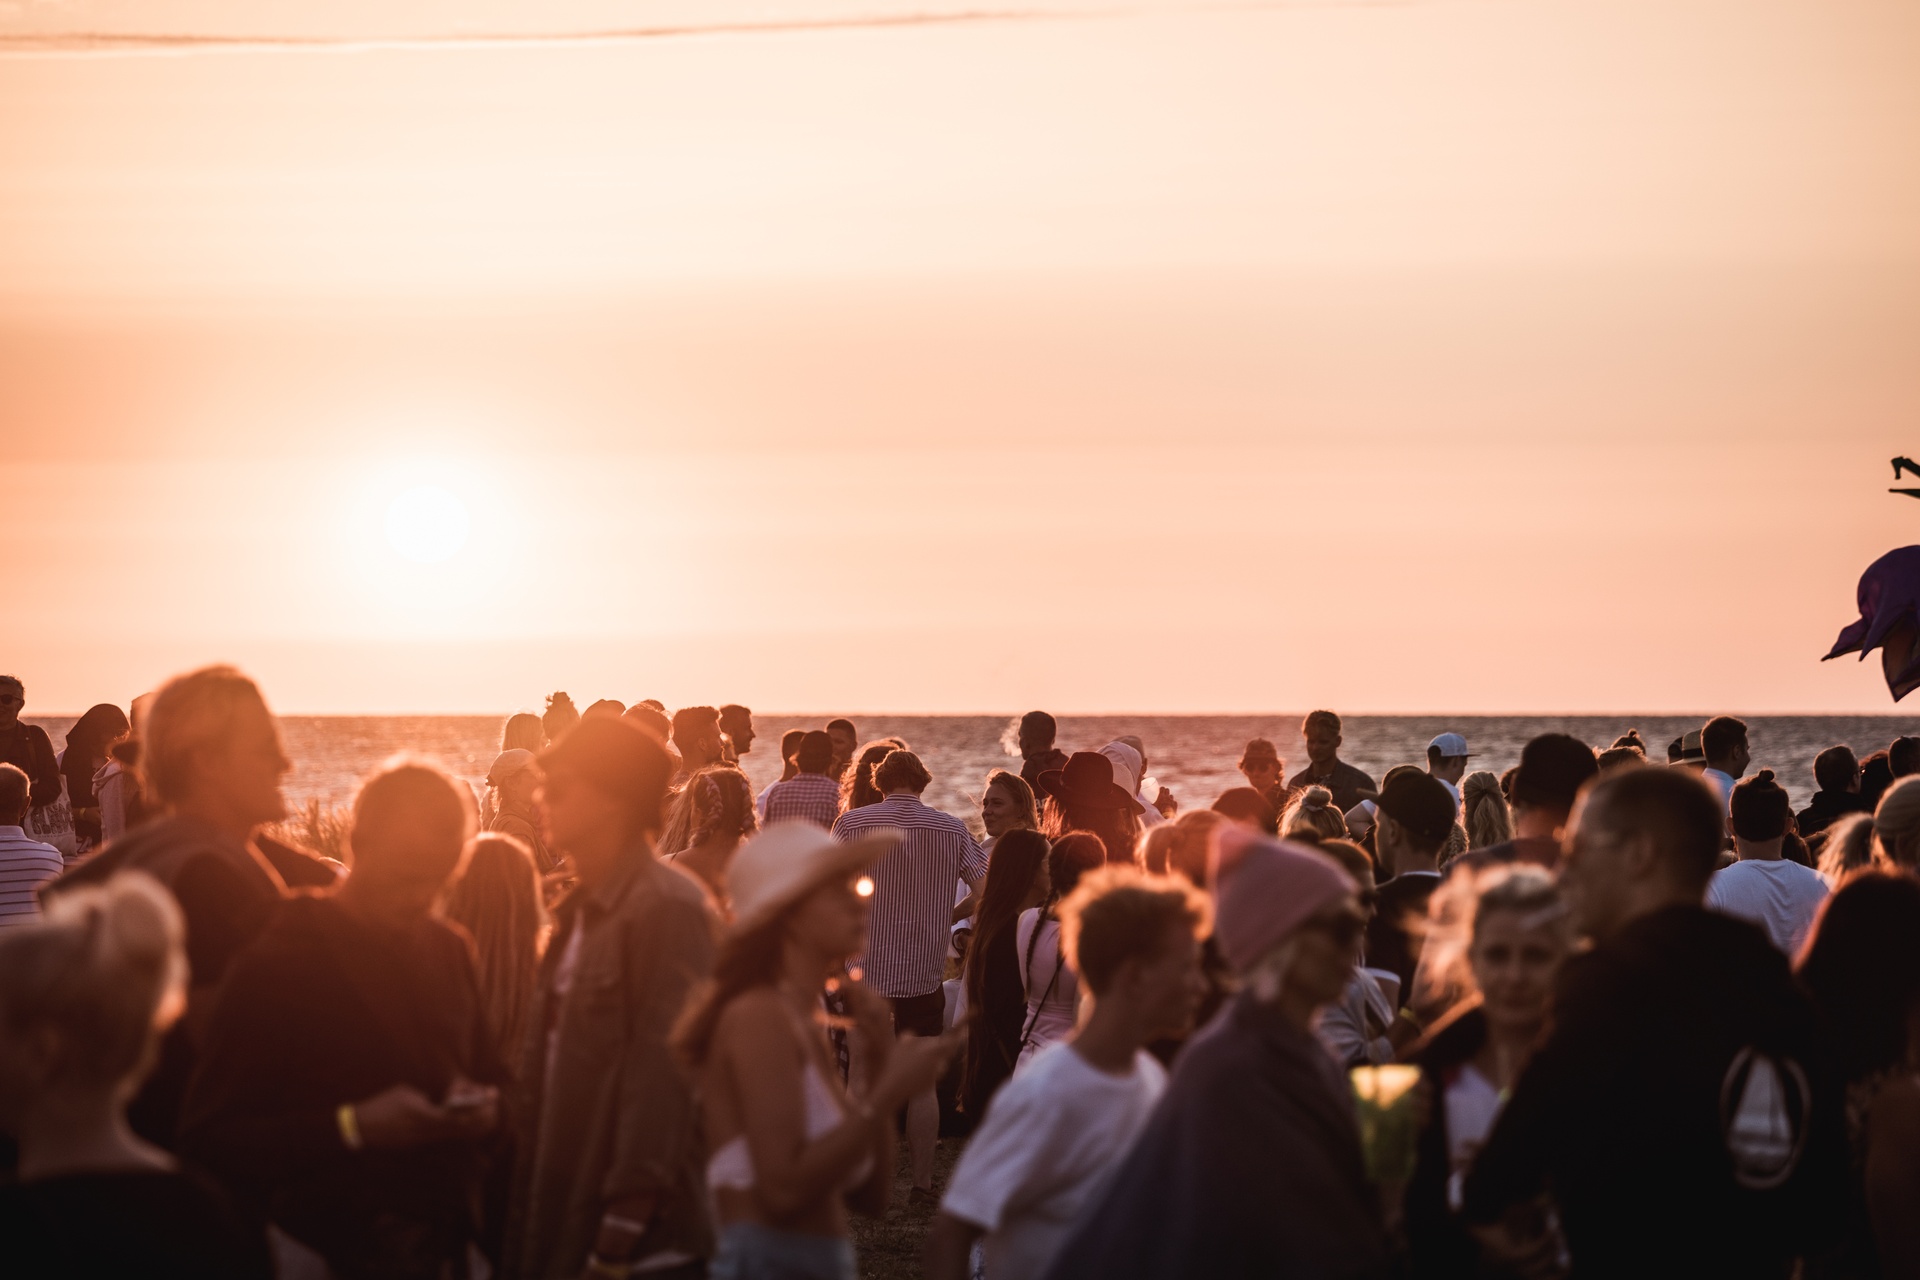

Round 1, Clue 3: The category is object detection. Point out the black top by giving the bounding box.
[1796,789,1873,838]
[1288,760,1378,815]
[180,894,507,1277]
[959,920,1026,1125]
[1019,748,1069,790]
[1404,1007,1489,1278]
[0,721,61,809]
[0,1167,271,1280]
[1365,871,1442,1006]
[1462,904,1846,1277]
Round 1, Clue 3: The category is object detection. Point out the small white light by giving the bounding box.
[855,876,874,898]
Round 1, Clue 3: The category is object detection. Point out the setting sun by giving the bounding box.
[383,485,471,564]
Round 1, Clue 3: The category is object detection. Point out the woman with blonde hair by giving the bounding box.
[1281,785,1348,844]
[979,769,1040,850]
[0,872,270,1278]
[1405,867,1572,1274]
[663,765,761,907]
[444,832,550,1067]
[1819,812,1878,883]
[1459,770,1514,850]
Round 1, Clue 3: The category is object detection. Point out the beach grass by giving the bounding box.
[265,797,350,862]
[852,1137,961,1280]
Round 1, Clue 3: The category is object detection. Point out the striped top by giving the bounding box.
[0,825,65,927]
[833,793,988,998]
[763,772,843,830]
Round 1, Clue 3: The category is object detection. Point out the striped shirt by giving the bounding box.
[763,772,843,830]
[0,825,65,927]
[833,793,988,998]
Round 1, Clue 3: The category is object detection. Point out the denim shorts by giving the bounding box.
[710,1222,857,1280]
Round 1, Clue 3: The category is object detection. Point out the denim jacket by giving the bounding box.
[504,845,719,1278]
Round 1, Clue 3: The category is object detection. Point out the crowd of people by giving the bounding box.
[5,667,1920,1278]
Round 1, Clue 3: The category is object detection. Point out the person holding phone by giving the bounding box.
[677,821,963,1280]
[180,759,506,1279]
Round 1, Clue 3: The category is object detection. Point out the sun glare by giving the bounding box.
[383,485,471,564]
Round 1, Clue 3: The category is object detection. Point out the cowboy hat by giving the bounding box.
[1037,751,1143,813]
[729,820,902,935]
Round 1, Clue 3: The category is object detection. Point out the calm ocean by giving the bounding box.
[29,714,1920,830]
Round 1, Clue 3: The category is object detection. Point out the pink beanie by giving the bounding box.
[1207,825,1357,975]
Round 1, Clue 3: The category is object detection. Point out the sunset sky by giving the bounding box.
[4,0,1920,714]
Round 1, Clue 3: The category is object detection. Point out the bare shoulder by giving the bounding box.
[712,989,805,1060]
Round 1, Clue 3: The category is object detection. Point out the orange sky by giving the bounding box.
[4,0,1920,714]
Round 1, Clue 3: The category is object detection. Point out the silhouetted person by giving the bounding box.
[62,703,129,854]
[0,873,271,1280]
[45,665,335,1148]
[718,704,755,761]
[1708,770,1828,954]
[1798,745,1872,837]
[1237,738,1286,811]
[0,763,64,925]
[755,729,807,822]
[1700,714,1751,812]
[1289,710,1376,813]
[0,674,61,820]
[671,706,725,785]
[764,730,842,830]
[1892,735,1920,780]
[1463,765,1843,1275]
[1364,771,1458,1007]
[504,716,719,1280]
[1037,752,1142,867]
[181,762,506,1279]
[826,718,858,781]
[1452,733,1597,875]
[542,693,580,743]
[1017,712,1069,791]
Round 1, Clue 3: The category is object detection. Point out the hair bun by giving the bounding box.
[1754,769,1776,786]
[1302,785,1333,809]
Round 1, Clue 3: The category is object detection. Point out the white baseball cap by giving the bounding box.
[1428,732,1473,759]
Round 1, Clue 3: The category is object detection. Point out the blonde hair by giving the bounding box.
[444,834,549,1066]
[1461,770,1514,849]
[141,665,272,807]
[1875,777,1920,870]
[1820,813,1877,883]
[985,769,1040,833]
[0,872,186,1092]
[1417,864,1568,1021]
[1281,785,1347,843]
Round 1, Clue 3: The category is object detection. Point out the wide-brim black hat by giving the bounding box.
[1037,751,1142,813]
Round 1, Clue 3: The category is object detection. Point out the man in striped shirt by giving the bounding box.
[0,762,64,926]
[763,730,843,829]
[832,748,988,1201]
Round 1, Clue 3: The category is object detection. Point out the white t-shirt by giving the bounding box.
[942,1041,1167,1280]
[1706,858,1830,954]
[1443,1063,1506,1211]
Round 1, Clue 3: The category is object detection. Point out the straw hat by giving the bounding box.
[728,820,902,935]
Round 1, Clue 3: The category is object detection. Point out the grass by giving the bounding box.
[851,1137,964,1280]
[264,797,351,862]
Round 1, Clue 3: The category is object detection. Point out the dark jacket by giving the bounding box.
[1290,761,1379,816]
[1365,870,1442,1005]
[503,849,719,1279]
[0,721,61,809]
[1042,992,1391,1280]
[960,918,1026,1123]
[1796,789,1873,839]
[43,816,337,1146]
[1462,905,1846,1278]
[180,895,507,1279]
[1405,1006,1490,1278]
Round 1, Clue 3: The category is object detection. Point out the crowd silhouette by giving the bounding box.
[4,666,1920,1278]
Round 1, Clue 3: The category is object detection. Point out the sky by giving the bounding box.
[4,0,1920,714]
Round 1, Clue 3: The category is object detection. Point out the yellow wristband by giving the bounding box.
[336,1103,363,1151]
